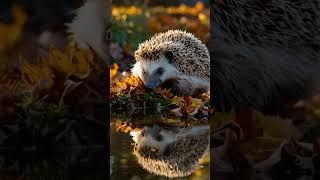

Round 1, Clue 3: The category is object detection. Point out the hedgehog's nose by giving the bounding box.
[145,81,158,90]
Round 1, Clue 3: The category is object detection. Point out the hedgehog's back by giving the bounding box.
[212,0,320,114]
[212,0,320,56]
[136,30,210,78]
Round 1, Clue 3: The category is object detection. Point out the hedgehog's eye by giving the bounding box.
[142,69,146,76]
[141,129,145,137]
[156,67,164,75]
[155,134,163,141]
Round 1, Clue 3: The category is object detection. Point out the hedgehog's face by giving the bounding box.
[130,125,177,155]
[131,125,210,178]
[132,51,179,90]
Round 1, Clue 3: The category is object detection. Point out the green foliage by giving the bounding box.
[111,91,170,111]
[18,92,75,139]
[142,92,170,107]
[111,13,151,50]
[111,93,132,108]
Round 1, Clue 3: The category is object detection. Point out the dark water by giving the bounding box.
[110,117,210,179]
[0,121,107,180]
[0,148,106,180]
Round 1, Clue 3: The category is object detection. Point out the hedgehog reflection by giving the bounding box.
[130,125,209,178]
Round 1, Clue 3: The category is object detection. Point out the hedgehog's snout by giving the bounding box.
[145,82,157,90]
[144,78,159,90]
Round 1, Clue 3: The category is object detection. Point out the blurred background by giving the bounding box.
[112,0,209,8]
[110,0,209,72]
[0,0,108,179]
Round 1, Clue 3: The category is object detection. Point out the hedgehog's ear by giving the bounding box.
[164,51,174,64]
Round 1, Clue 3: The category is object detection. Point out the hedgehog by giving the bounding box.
[211,0,320,139]
[130,124,209,178]
[132,30,210,96]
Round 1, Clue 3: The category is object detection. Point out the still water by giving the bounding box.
[0,121,107,180]
[110,115,210,180]
[0,148,106,180]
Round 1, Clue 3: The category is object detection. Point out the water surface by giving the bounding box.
[110,115,210,179]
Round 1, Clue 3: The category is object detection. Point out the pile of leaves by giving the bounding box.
[110,64,210,121]
[1,45,97,92]
[0,45,107,146]
[110,64,172,111]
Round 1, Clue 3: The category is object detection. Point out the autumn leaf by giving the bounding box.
[0,4,26,52]
[171,97,206,117]
[110,71,144,96]
[110,63,119,80]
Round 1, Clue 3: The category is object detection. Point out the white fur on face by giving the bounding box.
[131,57,179,84]
[132,56,210,95]
[130,125,209,153]
[130,128,177,153]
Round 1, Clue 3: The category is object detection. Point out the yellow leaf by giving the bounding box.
[110,63,119,80]
[0,5,26,51]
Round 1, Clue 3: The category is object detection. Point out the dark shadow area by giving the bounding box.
[0,0,110,179]
[211,0,320,179]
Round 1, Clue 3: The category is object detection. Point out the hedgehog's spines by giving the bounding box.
[133,127,209,178]
[135,29,210,79]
